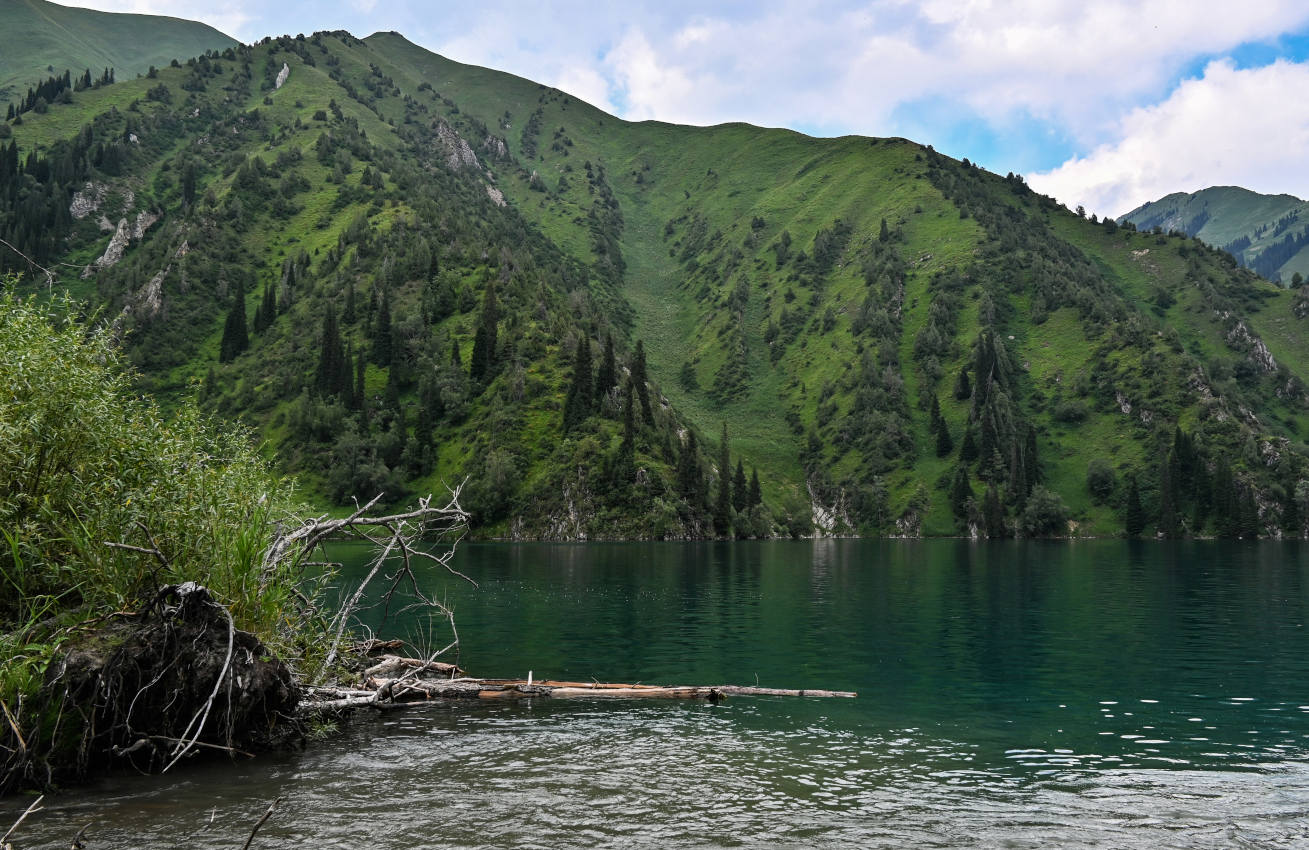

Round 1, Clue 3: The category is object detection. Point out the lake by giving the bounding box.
[7,540,1309,847]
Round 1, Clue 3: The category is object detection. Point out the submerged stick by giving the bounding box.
[240,797,284,850]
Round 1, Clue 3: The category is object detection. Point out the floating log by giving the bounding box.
[302,673,854,714]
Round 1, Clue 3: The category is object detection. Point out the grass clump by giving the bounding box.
[0,278,312,740]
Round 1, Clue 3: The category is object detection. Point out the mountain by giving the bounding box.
[5,29,1309,540]
[0,0,237,104]
[1120,186,1309,284]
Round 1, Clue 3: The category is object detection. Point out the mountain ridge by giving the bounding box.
[0,0,237,104]
[4,26,1309,539]
[1120,185,1309,284]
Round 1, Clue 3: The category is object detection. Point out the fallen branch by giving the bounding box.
[240,797,284,850]
[1,794,44,846]
[301,674,855,713]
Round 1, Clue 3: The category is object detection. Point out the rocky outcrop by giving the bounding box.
[481,134,509,161]
[1226,319,1278,373]
[90,218,132,273]
[485,185,506,206]
[808,479,855,537]
[434,119,480,172]
[132,210,159,239]
[69,182,108,219]
[275,62,290,90]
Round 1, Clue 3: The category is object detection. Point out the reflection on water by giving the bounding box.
[7,541,1309,848]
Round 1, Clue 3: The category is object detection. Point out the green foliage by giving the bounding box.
[0,288,312,705]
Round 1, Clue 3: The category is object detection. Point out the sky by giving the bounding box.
[63,0,1309,218]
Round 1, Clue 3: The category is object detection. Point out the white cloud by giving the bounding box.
[1028,59,1309,218]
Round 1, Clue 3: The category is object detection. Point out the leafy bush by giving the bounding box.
[0,285,309,701]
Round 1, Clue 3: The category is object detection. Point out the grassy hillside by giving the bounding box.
[0,0,236,105]
[6,29,1309,540]
[1120,186,1309,284]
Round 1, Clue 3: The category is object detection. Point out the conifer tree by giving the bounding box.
[1212,458,1238,539]
[732,459,748,513]
[562,336,592,433]
[1159,458,1179,538]
[1125,474,1145,538]
[983,483,1006,538]
[748,467,762,508]
[315,303,343,395]
[928,394,943,434]
[677,429,702,505]
[343,279,356,324]
[354,352,366,412]
[953,366,972,400]
[935,418,954,457]
[631,339,653,425]
[950,464,972,519]
[1024,426,1041,491]
[960,422,979,462]
[619,378,636,458]
[339,343,355,403]
[218,279,249,362]
[594,332,617,408]
[469,282,499,384]
[371,287,392,365]
[714,423,731,536]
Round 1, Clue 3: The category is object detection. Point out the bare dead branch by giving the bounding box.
[162,588,235,773]
[240,797,284,850]
[1,794,44,844]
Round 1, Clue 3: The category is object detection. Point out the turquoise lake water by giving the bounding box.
[7,540,1309,847]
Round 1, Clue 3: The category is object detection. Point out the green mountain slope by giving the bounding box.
[6,29,1309,540]
[1120,186,1309,284]
[0,0,237,104]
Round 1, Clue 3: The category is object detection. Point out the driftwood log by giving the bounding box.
[303,656,855,713]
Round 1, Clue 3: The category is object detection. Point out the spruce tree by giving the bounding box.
[1125,475,1145,538]
[928,394,943,434]
[619,378,635,458]
[354,352,367,412]
[343,279,356,324]
[935,419,954,457]
[677,430,702,505]
[631,340,653,425]
[594,332,617,409]
[371,288,392,365]
[960,422,979,462]
[1212,458,1239,539]
[1024,426,1041,491]
[315,303,343,395]
[983,483,1006,538]
[1159,459,1179,538]
[950,464,972,519]
[714,423,731,536]
[748,467,762,508]
[469,282,499,384]
[953,366,971,401]
[732,459,748,513]
[562,336,593,433]
[218,279,249,363]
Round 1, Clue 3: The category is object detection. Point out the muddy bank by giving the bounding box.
[4,584,299,793]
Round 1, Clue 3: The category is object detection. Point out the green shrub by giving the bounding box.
[1,284,309,703]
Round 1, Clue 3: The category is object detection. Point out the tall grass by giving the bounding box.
[0,280,312,707]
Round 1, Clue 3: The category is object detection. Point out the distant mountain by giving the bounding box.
[0,0,237,103]
[1120,186,1309,284]
[6,30,1309,540]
